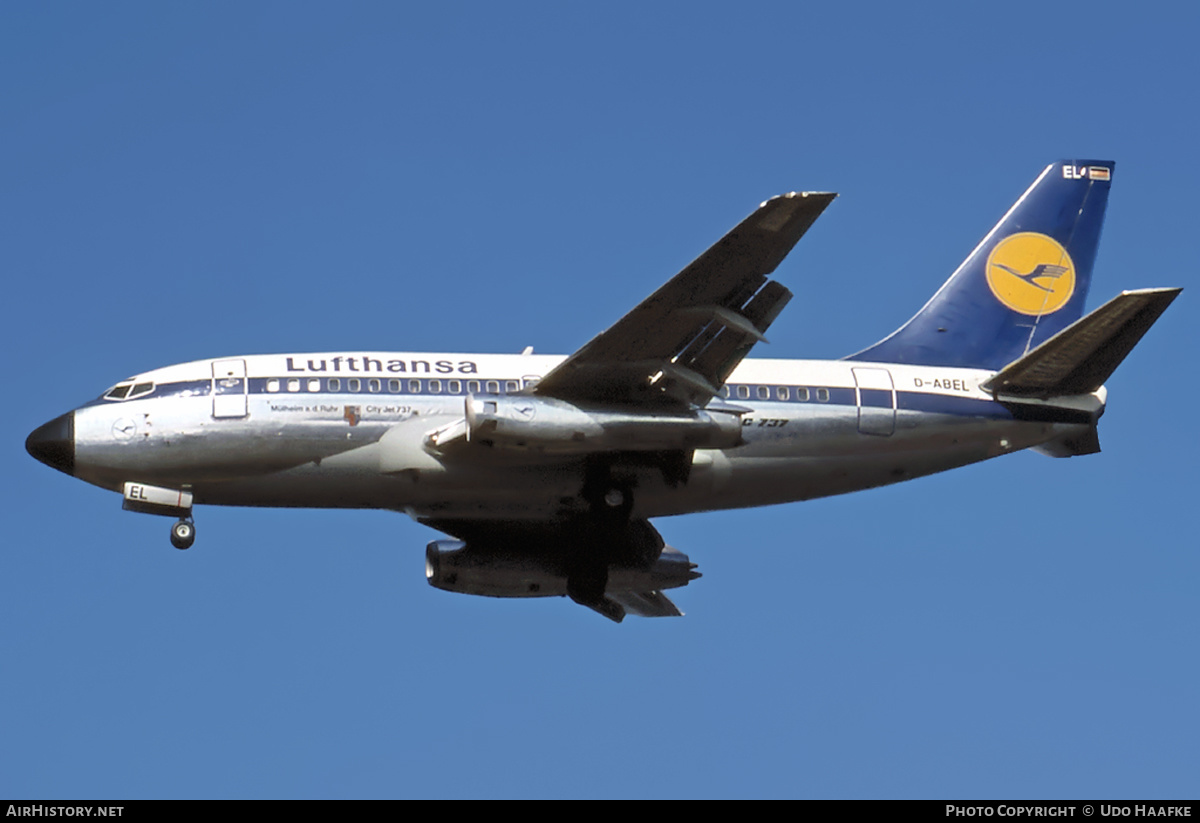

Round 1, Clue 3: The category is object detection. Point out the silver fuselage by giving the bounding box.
[64,351,1104,522]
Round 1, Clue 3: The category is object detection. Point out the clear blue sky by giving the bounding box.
[3,2,1197,799]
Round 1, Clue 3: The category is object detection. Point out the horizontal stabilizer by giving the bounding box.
[982,288,1181,399]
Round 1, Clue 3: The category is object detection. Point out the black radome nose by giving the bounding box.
[26,412,75,476]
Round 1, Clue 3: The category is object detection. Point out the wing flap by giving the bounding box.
[535,191,835,407]
[610,590,685,618]
[981,288,1181,398]
[687,279,794,390]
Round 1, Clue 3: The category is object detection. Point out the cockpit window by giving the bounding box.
[103,381,155,401]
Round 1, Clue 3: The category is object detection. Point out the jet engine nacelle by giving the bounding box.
[463,395,743,454]
[424,539,700,600]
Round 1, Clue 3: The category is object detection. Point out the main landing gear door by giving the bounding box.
[852,367,895,437]
[212,359,248,418]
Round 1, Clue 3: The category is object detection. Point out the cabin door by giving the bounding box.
[852,367,895,436]
[212,359,249,418]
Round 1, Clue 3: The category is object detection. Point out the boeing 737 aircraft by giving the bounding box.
[26,160,1179,622]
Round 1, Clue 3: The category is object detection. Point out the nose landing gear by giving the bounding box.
[170,518,196,550]
[121,482,197,550]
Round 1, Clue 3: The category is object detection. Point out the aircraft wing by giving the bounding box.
[534,191,836,407]
[424,518,700,622]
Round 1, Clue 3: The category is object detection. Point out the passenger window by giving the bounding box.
[724,386,732,398]
[777,387,789,400]
[429,379,442,394]
[486,380,499,393]
[505,380,519,393]
[468,380,481,394]
[266,379,280,393]
[308,379,320,392]
[389,379,401,393]
[737,385,749,400]
[797,387,809,401]
[757,386,769,400]
[448,380,461,394]
[817,388,830,402]
[368,379,381,393]
[328,378,341,392]
[348,378,361,392]
[287,379,300,392]
[409,380,421,393]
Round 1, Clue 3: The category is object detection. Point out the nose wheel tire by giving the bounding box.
[170,519,196,550]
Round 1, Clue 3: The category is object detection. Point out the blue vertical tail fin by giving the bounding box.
[847,160,1114,370]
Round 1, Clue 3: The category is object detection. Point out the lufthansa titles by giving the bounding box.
[286,356,478,375]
